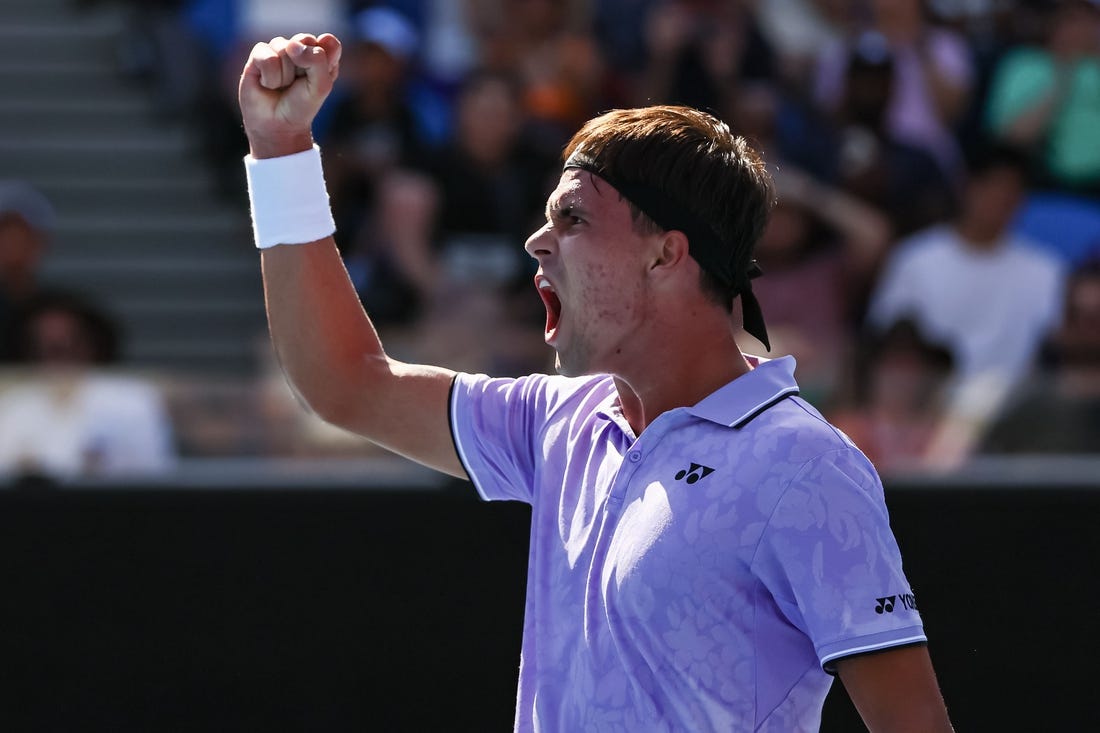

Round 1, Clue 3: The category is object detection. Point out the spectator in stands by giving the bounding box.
[928,0,1034,155]
[639,0,776,112]
[324,7,432,242]
[349,0,492,100]
[830,319,956,475]
[177,0,352,193]
[865,146,1066,465]
[0,181,55,362]
[981,259,1100,454]
[320,7,438,325]
[753,0,858,86]
[382,70,556,375]
[741,165,890,402]
[0,292,176,481]
[823,32,957,238]
[425,70,557,295]
[477,0,606,150]
[814,0,975,179]
[867,145,1064,383]
[91,0,206,118]
[985,0,1100,194]
[592,0,660,91]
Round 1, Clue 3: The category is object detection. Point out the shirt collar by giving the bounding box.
[593,355,800,430]
[687,355,800,428]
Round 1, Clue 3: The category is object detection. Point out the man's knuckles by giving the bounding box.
[255,54,289,91]
[247,35,338,94]
[288,41,327,69]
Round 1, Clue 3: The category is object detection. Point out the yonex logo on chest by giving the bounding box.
[674,463,715,484]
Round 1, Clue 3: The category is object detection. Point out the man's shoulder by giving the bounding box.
[456,371,616,422]
[686,356,859,467]
[738,394,873,478]
[1003,234,1067,276]
[997,45,1054,75]
[531,372,617,419]
[761,395,859,449]
[721,397,884,531]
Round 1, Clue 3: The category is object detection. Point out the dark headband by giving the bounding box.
[564,152,770,350]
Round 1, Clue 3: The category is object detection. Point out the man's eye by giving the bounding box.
[561,208,582,225]
[548,205,583,227]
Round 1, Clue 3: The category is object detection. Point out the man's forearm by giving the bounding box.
[261,239,389,424]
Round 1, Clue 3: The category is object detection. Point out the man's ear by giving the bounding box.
[650,229,690,273]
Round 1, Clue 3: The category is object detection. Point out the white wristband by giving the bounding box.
[244,144,337,249]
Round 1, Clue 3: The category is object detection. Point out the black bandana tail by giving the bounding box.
[741,261,770,351]
[740,287,770,351]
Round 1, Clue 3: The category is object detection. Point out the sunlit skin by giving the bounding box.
[524,168,751,435]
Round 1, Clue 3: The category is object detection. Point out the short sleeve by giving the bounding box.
[927,30,974,88]
[449,372,548,503]
[751,448,926,672]
[985,49,1053,134]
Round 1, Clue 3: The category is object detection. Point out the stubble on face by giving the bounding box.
[535,170,655,378]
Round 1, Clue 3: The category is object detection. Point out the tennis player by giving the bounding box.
[240,32,954,732]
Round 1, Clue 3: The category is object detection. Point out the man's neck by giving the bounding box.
[954,219,1007,250]
[612,334,752,437]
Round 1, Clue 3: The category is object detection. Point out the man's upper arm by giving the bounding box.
[261,242,465,479]
[835,645,954,733]
[337,359,467,480]
[751,447,926,665]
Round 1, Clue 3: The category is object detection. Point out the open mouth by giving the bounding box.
[535,274,562,341]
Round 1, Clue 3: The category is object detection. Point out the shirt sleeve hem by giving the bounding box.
[448,373,492,502]
[819,626,928,674]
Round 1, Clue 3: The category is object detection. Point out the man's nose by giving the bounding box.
[524,223,554,259]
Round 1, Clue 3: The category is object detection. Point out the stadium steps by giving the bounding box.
[0,0,265,374]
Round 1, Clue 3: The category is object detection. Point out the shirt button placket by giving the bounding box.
[607,448,643,506]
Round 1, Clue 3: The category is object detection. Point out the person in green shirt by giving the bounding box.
[985,1,1100,192]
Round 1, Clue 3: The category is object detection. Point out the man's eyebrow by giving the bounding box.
[546,198,587,220]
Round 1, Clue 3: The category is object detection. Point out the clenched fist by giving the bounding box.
[239,33,342,159]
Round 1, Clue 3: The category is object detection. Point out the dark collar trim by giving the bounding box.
[729,387,800,428]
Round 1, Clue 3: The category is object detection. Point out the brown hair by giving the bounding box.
[562,105,775,309]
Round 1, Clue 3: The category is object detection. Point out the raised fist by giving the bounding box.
[238,33,342,159]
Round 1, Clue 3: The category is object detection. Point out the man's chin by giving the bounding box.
[553,351,598,378]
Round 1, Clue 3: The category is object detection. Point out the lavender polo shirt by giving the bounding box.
[449,356,925,732]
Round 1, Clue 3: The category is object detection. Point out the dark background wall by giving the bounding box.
[1,481,1095,732]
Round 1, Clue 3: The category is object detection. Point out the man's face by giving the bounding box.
[524,169,656,377]
[0,214,45,282]
[457,78,520,166]
[965,166,1025,235]
[349,42,404,93]
[28,309,96,366]
[1050,4,1100,59]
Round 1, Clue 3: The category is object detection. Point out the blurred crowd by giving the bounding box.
[4,0,1099,482]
